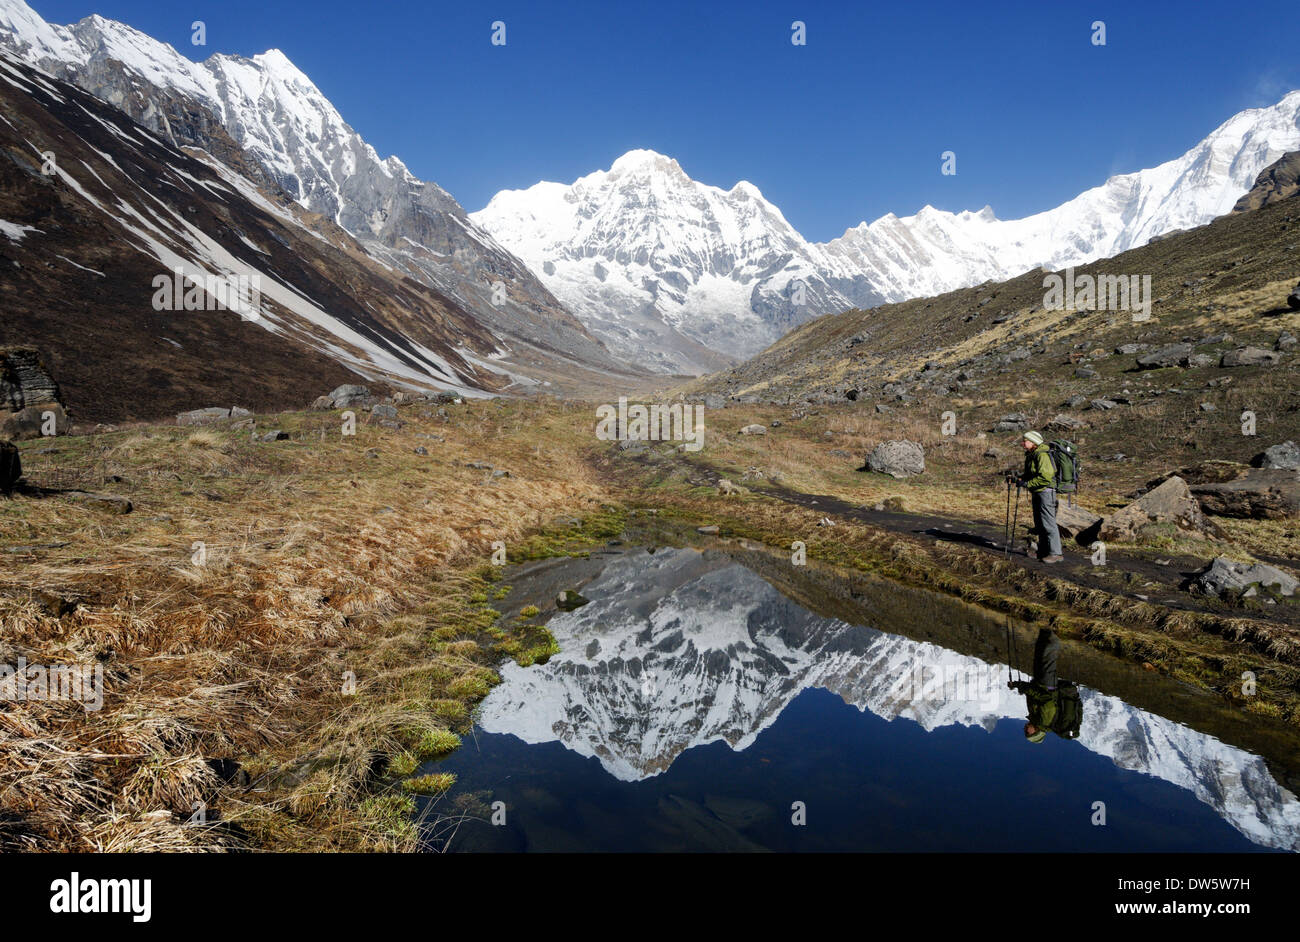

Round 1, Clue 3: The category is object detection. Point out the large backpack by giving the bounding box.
[1047,439,1080,494]
[1049,681,1082,739]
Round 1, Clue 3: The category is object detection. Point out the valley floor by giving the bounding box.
[1,394,1297,850]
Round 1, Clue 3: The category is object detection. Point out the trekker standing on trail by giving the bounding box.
[1018,431,1063,563]
[1008,628,1082,743]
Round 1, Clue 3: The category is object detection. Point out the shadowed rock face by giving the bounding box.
[0,348,60,412]
[1233,150,1300,213]
[479,547,1300,851]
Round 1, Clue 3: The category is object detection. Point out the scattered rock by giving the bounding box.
[1192,557,1297,599]
[556,589,590,612]
[1277,332,1297,351]
[369,403,398,420]
[1098,476,1218,542]
[874,404,891,414]
[1199,402,1216,412]
[1253,441,1300,470]
[325,384,372,408]
[696,524,720,535]
[1220,346,1281,367]
[1074,366,1097,379]
[1192,469,1300,519]
[0,348,66,440]
[1135,343,1192,369]
[1088,398,1117,411]
[177,407,230,427]
[1064,394,1088,408]
[992,413,1029,433]
[413,446,428,456]
[1047,414,1085,430]
[860,440,925,479]
[1055,503,1102,543]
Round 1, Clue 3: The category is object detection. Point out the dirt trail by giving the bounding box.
[648,451,1300,631]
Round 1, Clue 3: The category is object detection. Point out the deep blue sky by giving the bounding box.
[28,0,1300,241]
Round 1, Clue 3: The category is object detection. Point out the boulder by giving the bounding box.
[703,394,726,411]
[992,413,1029,433]
[739,424,767,435]
[1146,460,1249,489]
[1,347,61,408]
[309,395,335,411]
[1055,503,1102,542]
[860,440,925,479]
[326,384,372,408]
[1,348,65,439]
[260,430,289,442]
[177,407,230,427]
[0,403,68,440]
[1193,557,1297,599]
[1192,469,1300,519]
[230,406,253,419]
[1220,346,1281,367]
[556,589,590,612]
[369,403,398,420]
[1252,441,1300,471]
[1135,343,1192,369]
[1098,476,1218,542]
[1047,414,1085,431]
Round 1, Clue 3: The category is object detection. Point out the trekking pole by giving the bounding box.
[1003,476,1012,557]
[1005,618,1013,685]
[1008,618,1020,684]
[1009,483,1022,557]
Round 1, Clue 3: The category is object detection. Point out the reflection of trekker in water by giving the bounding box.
[1008,629,1082,743]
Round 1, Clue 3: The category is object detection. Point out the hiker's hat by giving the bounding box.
[1023,431,1044,445]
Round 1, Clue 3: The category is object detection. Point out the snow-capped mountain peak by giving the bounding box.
[475,91,1300,374]
[472,148,871,373]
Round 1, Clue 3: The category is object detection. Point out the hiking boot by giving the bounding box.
[1043,555,1064,564]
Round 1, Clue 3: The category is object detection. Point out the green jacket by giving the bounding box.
[1012,681,1059,731]
[1022,444,1055,492]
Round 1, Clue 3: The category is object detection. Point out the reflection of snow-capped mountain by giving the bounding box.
[481,547,1300,851]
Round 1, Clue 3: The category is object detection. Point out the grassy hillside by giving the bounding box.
[685,191,1300,499]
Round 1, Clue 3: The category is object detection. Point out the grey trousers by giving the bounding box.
[1031,487,1063,557]
[1031,629,1060,689]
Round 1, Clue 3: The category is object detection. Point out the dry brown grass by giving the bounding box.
[0,397,611,851]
